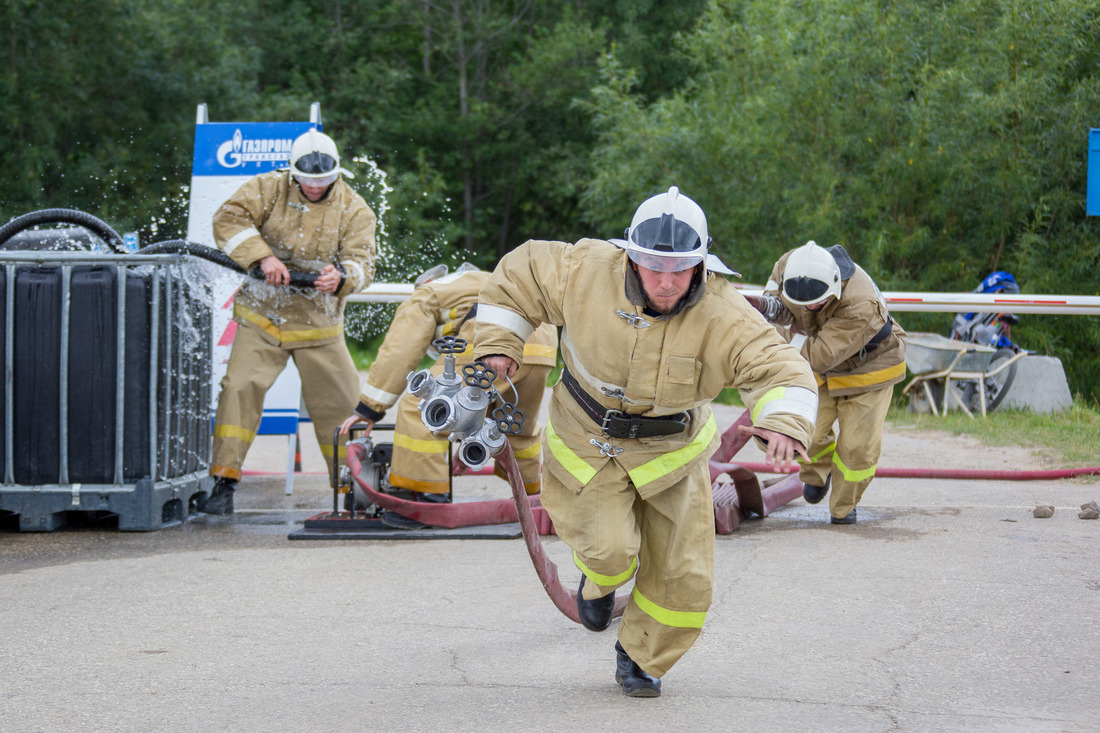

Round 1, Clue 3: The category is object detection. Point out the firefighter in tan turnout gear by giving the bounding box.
[338,263,558,529]
[202,129,376,515]
[754,240,907,524]
[474,187,818,697]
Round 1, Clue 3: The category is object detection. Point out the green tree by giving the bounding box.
[584,0,1100,397]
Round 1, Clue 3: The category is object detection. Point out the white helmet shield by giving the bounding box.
[782,240,842,306]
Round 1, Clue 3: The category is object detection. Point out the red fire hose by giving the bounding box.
[345,439,627,624]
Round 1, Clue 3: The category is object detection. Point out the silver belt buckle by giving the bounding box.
[600,409,624,436]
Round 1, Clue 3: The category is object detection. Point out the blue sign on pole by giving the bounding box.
[1088,129,1100,216]
[191,121,317,177]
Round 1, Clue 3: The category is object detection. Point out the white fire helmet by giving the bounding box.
[289,129,353,187]
[612,186,711,273]
[781,240,842,306]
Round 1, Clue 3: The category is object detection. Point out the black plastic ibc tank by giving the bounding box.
[6,265,157,485]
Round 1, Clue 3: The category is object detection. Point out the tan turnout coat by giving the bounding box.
[213,170,376,347]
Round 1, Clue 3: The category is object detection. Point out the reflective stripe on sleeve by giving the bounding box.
[224,227,261,257]
[574,551,637,587]
[546,419,597,486]
[751,385,818,424]
[790,333,808,353]
[343,261,366,291]
[359,382,402,409]
[632,587,707,629]
[626,414,717,489]
[476,303,535,340]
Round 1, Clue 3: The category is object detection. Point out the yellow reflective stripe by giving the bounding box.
[546,419,597,486]
[632,587,707,629]
[213,424,257,442]
[393,433,449,454]
[513,441,542,460]
[810,442,836,463]
[574,551,637,587]
[522,343,557,360]
[233,305,344,344]
[319,442,346,458]
[826,361,906,391]
[750,386,788,423]
[278,323,345,344]
[627,414,716,489]
[832,452,877,483]
[210,465,243,481]
[389,473,450,493]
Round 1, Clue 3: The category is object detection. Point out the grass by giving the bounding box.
[886,397,1100,469]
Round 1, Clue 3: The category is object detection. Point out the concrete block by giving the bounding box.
[999,355,1073,413]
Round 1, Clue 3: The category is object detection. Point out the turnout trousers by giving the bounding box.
[211,324,360,481]
[799,381,894,519]
[539,456,715,678]
[389,359,550,496]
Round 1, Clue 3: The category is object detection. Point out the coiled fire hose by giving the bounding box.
[0,208,321,287]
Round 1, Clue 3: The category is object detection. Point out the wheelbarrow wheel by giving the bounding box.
[962,347,1018,413]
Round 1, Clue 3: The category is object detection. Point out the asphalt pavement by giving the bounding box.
[1,402,1098,733]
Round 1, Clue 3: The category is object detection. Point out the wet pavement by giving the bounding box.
[2,403,1099,732]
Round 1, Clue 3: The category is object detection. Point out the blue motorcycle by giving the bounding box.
[947,271,1023,412]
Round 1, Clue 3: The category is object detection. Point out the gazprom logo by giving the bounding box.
[216,128,294,169]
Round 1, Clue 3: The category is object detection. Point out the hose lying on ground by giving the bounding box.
[345,439,628,625]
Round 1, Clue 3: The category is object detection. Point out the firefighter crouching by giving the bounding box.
[752,240,908,524]
[339,263,558,529]
[473,187,817,697]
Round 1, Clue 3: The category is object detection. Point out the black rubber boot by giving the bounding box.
[199,478,237,516]
[577,576,614,632]
[831,508,857,524]
[803,474,832,505]
[615,641,661,698]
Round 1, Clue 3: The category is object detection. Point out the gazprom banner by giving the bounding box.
[187,107,320,438]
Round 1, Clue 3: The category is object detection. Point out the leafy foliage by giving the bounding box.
[1,0,1098,394]
[584,0,1100,397]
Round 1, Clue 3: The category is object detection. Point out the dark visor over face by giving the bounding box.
[294,152,337,175]
[630,214,701,253]
[783,276,830,303]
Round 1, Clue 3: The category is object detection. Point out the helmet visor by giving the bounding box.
[293,151,338,175]
[629,213,703,254]
[628,250,703,273]
[782,276,831,305]
[294,171,339,188]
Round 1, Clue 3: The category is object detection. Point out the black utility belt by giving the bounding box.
[863,317,893,354]
[561,368,688,440]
